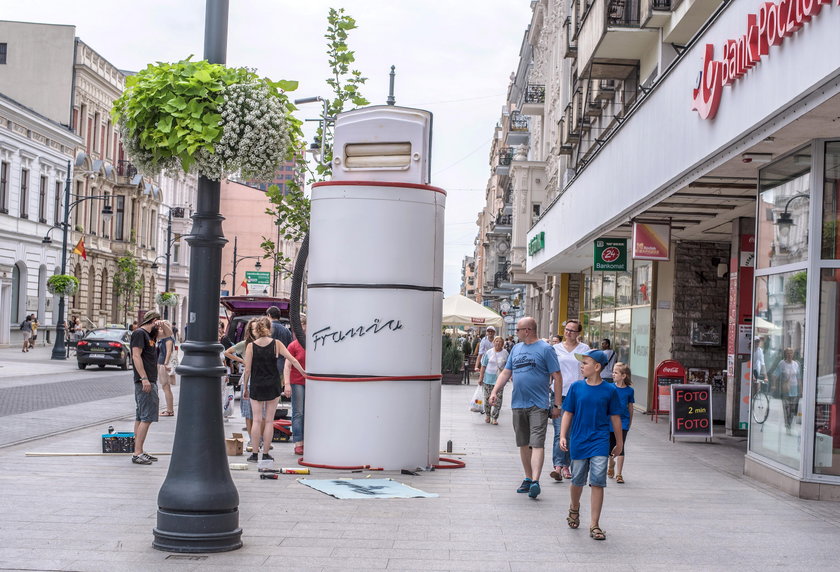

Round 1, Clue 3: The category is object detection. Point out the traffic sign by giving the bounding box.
[245,271,270,285]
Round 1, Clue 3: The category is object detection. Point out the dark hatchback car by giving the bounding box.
[76,328,131,370]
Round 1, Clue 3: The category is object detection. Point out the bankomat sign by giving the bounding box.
[691,0,834,120]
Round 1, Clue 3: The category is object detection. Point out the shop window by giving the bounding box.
[633,260,652,305]
[757,148,811,269]
[749,271,806,471]
[591,272,603,311]
[815,268,840,475]
[822,141,840,260]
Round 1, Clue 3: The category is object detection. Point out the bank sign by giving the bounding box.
[594,238,627,271]
[691,0,834,119]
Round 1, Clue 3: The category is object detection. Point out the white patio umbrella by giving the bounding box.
[442,294,505,330]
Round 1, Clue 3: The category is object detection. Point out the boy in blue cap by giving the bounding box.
[559,349,623,541]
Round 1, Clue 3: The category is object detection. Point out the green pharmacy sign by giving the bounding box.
[528,232,545,256]
[594,238,627,271]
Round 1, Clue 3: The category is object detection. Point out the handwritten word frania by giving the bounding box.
[312,318,404,350]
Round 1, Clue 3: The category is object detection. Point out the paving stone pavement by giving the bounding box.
[0,382,839,571]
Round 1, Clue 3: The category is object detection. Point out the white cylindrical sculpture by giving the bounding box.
[305,106,444,470]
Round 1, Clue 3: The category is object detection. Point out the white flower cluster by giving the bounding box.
[194,82,291,181]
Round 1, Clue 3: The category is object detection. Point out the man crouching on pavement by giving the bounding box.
[490,317,562,499]
[131,310,161,465]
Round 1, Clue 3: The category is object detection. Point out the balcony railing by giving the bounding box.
[652,0,671,9]
[117,160,137,179]
[498,148,514,167]
[509,111,529,132]
[524,84,545,104]
[495,214,513,226]
[607,0,640,26]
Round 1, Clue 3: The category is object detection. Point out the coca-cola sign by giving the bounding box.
[692,0,833,119]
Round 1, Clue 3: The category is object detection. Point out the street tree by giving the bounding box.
[261,7,369,275]
[113,255,142,325]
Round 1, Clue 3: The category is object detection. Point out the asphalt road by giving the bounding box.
[0,368,138,448]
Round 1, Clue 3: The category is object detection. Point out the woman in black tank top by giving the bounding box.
[241,317,306,462]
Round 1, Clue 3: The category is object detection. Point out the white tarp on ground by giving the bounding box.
[299,478,438,499]
[441,294,504,330]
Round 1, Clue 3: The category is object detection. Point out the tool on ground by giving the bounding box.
[260,473,279,480]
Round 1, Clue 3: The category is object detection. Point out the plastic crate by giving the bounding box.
[102,432,135,454]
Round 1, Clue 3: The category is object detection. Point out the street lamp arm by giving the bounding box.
[781,193,809,214]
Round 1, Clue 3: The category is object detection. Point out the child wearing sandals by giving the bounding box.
[559,349,623,541]
[608,362,634,484]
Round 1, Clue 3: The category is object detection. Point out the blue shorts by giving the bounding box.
[240,384,252,419]
[571,455,608,488]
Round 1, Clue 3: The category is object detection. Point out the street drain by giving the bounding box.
[165,555,208,561]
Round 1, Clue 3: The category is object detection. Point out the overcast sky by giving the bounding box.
[2,0,533,295]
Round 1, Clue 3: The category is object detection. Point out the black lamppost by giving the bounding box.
[47,154,113,360]
[230,235,264,295]
[775,193,810,249]
[151,206,185,319]
[153,0,241,553]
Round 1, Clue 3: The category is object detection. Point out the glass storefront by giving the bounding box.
[580,260,651,409]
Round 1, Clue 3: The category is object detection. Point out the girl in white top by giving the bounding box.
[550,319,591,480]
[478,337,509,424]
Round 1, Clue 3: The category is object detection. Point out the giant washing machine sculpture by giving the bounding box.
[305,106,444,470]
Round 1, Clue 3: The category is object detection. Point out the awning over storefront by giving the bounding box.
[442,294,504,330]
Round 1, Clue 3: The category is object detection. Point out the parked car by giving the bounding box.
[76,328,131,370]
[219,296,291,388]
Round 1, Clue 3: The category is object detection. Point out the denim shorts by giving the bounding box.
[134,382,159,422]
[571,455,608,488]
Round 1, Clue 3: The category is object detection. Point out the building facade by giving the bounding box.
[504,0,840,497]
[0,21,167,333]
[0,93,81,346]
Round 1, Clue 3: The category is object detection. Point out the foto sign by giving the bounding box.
[594,238,627,271]
[245,271,270,285]
[632,222,671,261]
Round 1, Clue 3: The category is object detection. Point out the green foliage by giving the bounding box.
[786,271,807,306]
[262,7,369,274]
[156,291,178,306]
[46,274,79,297]
[112,58,301,177]
[113,255,143,324]
[442,335,465,374]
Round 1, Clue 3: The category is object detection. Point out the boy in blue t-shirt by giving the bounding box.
[559,349,623,541]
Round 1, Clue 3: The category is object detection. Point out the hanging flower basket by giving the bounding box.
[111,58,301,181]
[47,274,80,297]
[155,292,179,307]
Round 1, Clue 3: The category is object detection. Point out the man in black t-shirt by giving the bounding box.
[130,310,161,465]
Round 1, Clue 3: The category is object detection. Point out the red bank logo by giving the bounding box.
[692,0,833,119]
[601,247,620,263]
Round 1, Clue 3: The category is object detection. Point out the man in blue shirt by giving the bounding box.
[490,317,561,499]
[559,349,623,541]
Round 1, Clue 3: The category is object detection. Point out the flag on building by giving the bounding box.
[241,280,249,295]
[71,237,87,260]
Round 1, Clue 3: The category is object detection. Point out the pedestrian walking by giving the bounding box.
[608,362,634,483]
[773,347,802,433]
[224,319,259,450]
[30,315,39,347]
[475,326,496,371]
[156,321,177,417]
[551,319,591,481]
[478,336,508,424]
[241,317,305,463]
[283,315,307,456]
[599,339,617,383]
[130,310,162,466]
[489,317,561,499]
[559,349,623,541]
[20,315,33,352]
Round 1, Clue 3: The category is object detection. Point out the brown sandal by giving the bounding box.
[590,526,606,540]
[616,474,624,484]
[160,411,174,417]
[567,507,580,529]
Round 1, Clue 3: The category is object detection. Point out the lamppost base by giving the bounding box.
[153,509,242,553]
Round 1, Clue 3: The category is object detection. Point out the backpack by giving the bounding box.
[19,321,25,330]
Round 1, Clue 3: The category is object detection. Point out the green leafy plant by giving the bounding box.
[786,271,807,306]
[261,7,368,274]
[46,274,80,297]
[155,291,178,307]
[112,58,301,180]
[441,335,465,374]
[113,255,143,325]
